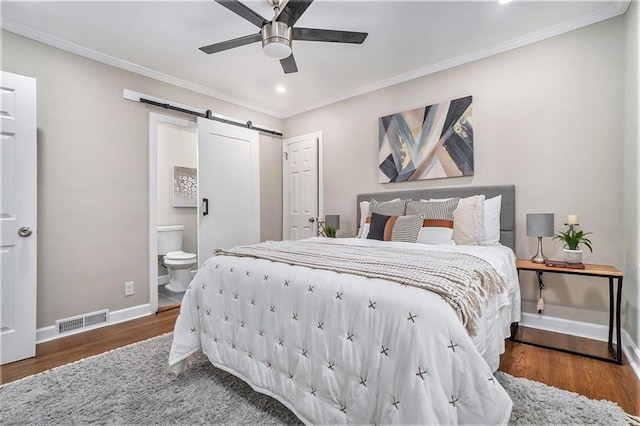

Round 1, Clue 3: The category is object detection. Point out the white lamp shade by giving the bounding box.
[262,42,291,59]
[526,213,554,237]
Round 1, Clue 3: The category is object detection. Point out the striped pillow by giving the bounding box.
[406,198,459,245]
[369,198,408,216]
[366,212,424,243]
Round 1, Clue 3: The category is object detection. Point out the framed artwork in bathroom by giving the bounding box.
[173,166,197,208]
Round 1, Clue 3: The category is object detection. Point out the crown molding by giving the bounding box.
[281,0,631,118]
[0,18,284,119]
[1,0,631,120]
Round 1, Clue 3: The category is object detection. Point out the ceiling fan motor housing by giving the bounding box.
[262,21,292,59]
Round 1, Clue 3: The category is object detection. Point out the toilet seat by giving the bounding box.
[164,251,197,267]
[166,251,196,260]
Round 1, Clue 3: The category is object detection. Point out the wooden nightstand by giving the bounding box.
[512,259,623,365]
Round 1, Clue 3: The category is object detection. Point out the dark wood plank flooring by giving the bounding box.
[1,310,638,416]
[500,325,639,416]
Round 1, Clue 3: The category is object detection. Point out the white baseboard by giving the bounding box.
[36,304,152,344]
[520,312,640,380]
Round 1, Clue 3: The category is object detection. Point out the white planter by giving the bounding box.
[563,249,583,264]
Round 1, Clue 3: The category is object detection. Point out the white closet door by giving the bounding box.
[197,118,260,267]
[282,134,319,240]
[0,71,37,365]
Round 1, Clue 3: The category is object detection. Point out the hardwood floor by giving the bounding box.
[499,326,640,416]
[0,308,178,385]
[1,310,638,416]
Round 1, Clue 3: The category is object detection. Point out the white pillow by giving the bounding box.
[417,227,456,245]
[483,195,502,245]
[357,200,370,238]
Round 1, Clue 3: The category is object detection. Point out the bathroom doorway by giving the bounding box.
[149,113,197,312]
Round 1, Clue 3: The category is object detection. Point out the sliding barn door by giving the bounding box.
[0,71,37,365]
[197,118,260,267]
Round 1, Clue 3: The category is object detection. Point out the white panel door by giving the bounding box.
[197,118,260,267]
[283,134,319,240]
[0,71,37,365]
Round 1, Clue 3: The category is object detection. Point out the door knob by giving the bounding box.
[308,217,315,223]
[18,227,32,237]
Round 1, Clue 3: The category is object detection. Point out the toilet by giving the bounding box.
[157,225,197,292]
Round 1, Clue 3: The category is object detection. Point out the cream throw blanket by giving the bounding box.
[215,240,507,335]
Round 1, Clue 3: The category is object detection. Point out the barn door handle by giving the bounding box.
[203,198,209,216]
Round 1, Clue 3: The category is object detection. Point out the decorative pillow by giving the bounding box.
[369,198,409,215]
[356,200,370,238]
[357,198,402,238]
[484,195,502,245]
[452,195,485,245]
[366,212,423,243]
[407,198,459,245]
[359,198,408,239]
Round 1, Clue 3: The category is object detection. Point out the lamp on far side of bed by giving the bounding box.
[526,213,554,263]
[325,215,340,230]
[320,214,340,237]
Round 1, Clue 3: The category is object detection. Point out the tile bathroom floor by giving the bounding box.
[158,285,185,308]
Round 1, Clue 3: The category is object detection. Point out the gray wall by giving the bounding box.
[1,30,283,328]
[285,18,628,333]
[623,1,639,348]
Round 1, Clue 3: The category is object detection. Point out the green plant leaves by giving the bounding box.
[553,227,593,252]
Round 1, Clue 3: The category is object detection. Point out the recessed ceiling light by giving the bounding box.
[276,85,286,94]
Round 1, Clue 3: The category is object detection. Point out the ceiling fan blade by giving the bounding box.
[276,0,313,27]
[199,33,262,54]
[293,27,368,44]
[280,54,298,74]
[214,0,269,28]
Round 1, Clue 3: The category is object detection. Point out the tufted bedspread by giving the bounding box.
[169,238,517,424]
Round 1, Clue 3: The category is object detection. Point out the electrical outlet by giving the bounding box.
[124,281,134,296]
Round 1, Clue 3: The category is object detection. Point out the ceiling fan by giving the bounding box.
[199,0,368,74]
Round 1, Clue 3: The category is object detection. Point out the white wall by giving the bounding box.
[284,18,626,328]
[623,0,639,347]
[157,122,197,277]
[1,30,284,328]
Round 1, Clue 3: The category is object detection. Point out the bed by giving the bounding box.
[169,185,520,424]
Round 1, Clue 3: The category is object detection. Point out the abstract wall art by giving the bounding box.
[172,166,197,208]
[378,96,473,183]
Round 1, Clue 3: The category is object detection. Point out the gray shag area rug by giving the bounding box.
[0,333,629,425]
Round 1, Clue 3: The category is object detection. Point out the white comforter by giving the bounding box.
[169,238,518,424]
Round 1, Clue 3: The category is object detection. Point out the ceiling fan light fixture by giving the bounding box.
[262,21,292,59]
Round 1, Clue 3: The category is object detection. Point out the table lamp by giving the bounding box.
[526,213,554,263]
[325,214,340,230]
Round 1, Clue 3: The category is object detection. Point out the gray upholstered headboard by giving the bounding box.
[357,185,516,251]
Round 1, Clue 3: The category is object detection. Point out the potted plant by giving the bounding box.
[324,226,337,238]
[553,225,593,263]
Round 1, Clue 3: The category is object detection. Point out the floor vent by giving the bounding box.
[55,309,109,334]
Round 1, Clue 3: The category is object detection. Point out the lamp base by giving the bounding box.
[531,254,548,264]
[531,236,547,264]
